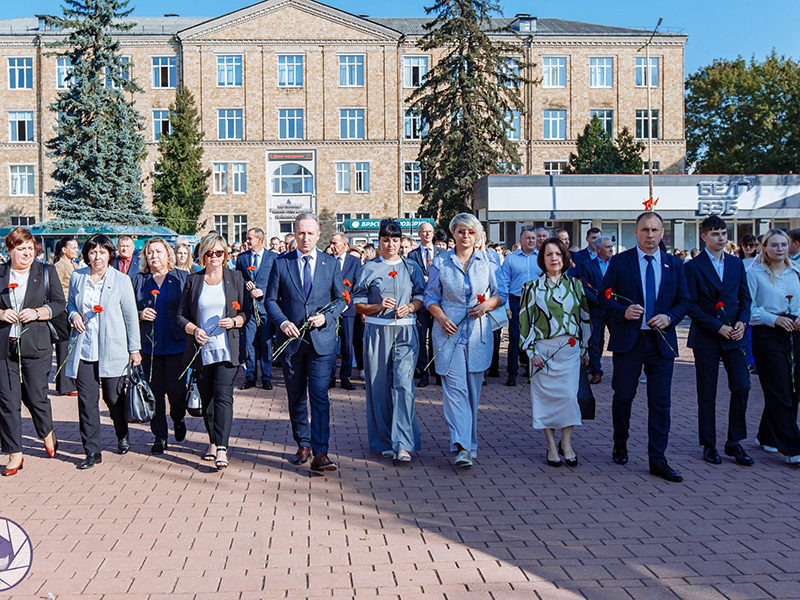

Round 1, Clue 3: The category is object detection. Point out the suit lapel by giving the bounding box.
[627,250,644,299]
[0,265,10,309]
[287,250,304,298]
[657,250,675,300]
[313,250,329,295]
[22,261,41,307]
[694,251,723,293]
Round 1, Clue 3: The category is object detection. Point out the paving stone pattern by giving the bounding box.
[4,325,800,599]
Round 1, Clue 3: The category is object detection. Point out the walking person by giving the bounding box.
[329,232,361,390]
[54,235,79,396]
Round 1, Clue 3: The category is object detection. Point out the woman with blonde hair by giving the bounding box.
[174,242,199,273]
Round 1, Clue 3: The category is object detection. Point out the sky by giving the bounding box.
[2,0,799,75]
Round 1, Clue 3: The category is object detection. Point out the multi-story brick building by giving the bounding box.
[0,0,687,243]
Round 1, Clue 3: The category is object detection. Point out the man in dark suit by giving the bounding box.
[328,232,361,390]
[685,215,753,466]
[114,235,140,277]
[266,213,345,472]
[601,211,690,482]
[573,227,603,267]
[236,227,276,390]
[407,221,445,386]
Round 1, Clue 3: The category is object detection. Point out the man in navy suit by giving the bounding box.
[266,213,346,472]
[685,216,753,466]
[601,212,690,482]
[328,232,361,390]
[236,227,276,390]
[572,227,603,267]
[407,221,445,386]
[114,236,140,277]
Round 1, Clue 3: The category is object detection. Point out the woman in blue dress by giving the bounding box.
[353,220,425,462]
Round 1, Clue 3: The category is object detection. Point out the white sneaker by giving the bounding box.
[639,374,647,383]
[454,450,473,467]
[359,370,365,380]
[786,455,800,464]
[470,450,478,459]
[755,438,778,453]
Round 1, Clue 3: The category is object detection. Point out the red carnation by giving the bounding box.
[388,270,398,278]
[247,266,257,271]
[787,295,794,302]
[151,290,160,297]
[342,290,351,304]
[8,283,18,290]
[477,294,486,303]
[93,305,103,313]
[568,337,577,347]
[232,301,241,311]
[343,279,352,287]
[715,301,724,311]
[605,288,613,300]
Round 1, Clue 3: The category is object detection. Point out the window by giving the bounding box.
[214,215,229,241]
[404,109,426,140]
[272,163,313,194]
[404,162,421,192]
[403,56,428,88]
[279,109,304,140]
[9,111,34,142]
[636,109,659,139]
[542,57,566,88]
[56,58,73,89]
[213,163,228,194]
[8,58,33,90]
[355,162,370,192]
[340,109,365,140]
[233,214,248,243]
[589,57,613,88]
[10,216,35,227]
[153,110,171,141]
[335,213,351,231]
[217,55,242,87]
[543,161,568,175]
[336,162,350,193]
[9,165,34,196]
[218,109,243,140]
[643,161,660,175]
[152,56,177,89]
[277,55,303,87]
[501,57,520,88]
[590,109,613,137]
[507,110,521,140]
[635,56,659,87]
[106,56,130,88]
[232,163,247,194]
[543,110,566,140]
[339,55,364,87]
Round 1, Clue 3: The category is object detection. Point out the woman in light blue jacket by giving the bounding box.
[424,214,506,467]
[66,234,141,470]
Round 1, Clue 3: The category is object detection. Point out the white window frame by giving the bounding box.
[643,161,661,175]
[635,109,659,139]
[403,56,428,88]
[589,57,613,88]
[56,57,73,89]
[543,161,568,175]
[339,109,365,140]
[218,108,243,140]
[277,55,303,88]
[9,111,34,142]
[635,56,659,88]
[106,55,130,89]
[10,216,35,227]
[214,214,229,241]
[272,163,314,195]
[278,109,304,140]
[232,214,248,242]
[543,110,566,140]
[542,56,566,88]
[213,163,228,194]
[151,56,177,89]
[355,162,370,193]
[217,55,243,87]
[507,110,521,140]
[336,162,350,193]
[339,55,364,87]
[9,164,34,196]
[232,163,247,194]
[153,109,171,141]
[501,56,521,88]
[589,109,613,137]
[404,109,426,140]
[8,57,33,90]
[404,162,421,193]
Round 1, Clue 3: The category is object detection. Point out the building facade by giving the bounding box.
[0,1,687,242]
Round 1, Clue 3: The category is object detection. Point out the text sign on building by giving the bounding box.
[345,218,435,231]
[695,177,754,216]
[268,152,314,162]
[269,198,307,219]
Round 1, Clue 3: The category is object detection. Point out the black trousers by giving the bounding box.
[141,352,186,442]
[75,360,127,455]
[331,315,354,383]
[507,295,525,376]
[196,361,238,448]
[693,346,750,448]
[0,353,54,454]
[54,339,76,394]
[752,326,800,456]
[353,316,365,372]
[490,329,501,374]
[414,310,436,378]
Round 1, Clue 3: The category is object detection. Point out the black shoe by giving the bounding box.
[417,375,429,388]
[341,380,356,391]
[434,375,442,385]
[79,453,102,470]
[557,442,578,467]
[505,375,516,387]
[725,442,754,466]
[239,381,255,390]
[173,420,187,442]
[262,382,273,390]
[152,438,167,455]
[649,461,683,482]
[328,381,336,389]
[118,436,130,455]
[703,446,722,464]
[612,442,628,465]
[488,369,500,377]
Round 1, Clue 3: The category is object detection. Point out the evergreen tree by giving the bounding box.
[152,87,210,235]
[616,127,645,174]
[408,0,527,225]
[46,0,153,228]
[565,116,645,174]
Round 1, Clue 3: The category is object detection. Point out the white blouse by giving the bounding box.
[8,268,30,338]
[79,276,106,362]
[198,280,231,365]
[747,262,800,327]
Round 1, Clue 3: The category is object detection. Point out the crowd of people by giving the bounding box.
[1,212,799,481]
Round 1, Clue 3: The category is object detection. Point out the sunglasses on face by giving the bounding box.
[205,250,225,258]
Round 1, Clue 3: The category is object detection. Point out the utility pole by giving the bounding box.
[640,16,662,202]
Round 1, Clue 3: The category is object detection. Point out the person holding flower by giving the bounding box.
[66,234,141,470]
[746,228,800,464]
[519,237,591,468]
[177,232,247,471]
[132,238,188,456]
[353,220,425,462]
[424,213,505,468]
[0,227,65,476]
[54,235,79,396]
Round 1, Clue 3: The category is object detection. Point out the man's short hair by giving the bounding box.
[594,235,612,247]
[700,216,727,235]
[787,228,800,245]
[118,235,134,244]
[247,227,265,241]
[535,226,549,235]
[636,211,663,226]
[586,227,602,238]
[433,229,448,243]
[294,212,319,231]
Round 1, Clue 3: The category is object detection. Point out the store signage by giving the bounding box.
[268,152,313,161]
[695,177,754,216]
[269,199,309,219]
[345,218,435,231]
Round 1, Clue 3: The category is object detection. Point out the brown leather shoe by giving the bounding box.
[589,374,602,384]
[291,446,312,465]
[310,451,338,472]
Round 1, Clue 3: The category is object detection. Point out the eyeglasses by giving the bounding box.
[205,250,225,258]
[742,243,756,248]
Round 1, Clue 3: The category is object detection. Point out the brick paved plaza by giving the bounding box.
[4,326,800,600]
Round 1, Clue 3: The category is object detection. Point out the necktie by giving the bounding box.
[253,252,259,272]
[339,255,344,271]
[644,255,656,324]
[302,255,312,299]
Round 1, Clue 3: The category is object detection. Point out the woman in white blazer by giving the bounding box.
[66,234,141,470]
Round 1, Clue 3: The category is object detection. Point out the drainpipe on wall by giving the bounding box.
[35,34,45,223]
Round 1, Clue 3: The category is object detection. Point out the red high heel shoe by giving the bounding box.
[2,457,24,476]
[45,439,58,458]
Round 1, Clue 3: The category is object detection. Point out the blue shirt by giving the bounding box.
[598,257,611,278]
[704,248,725,281]
[498,249,541,307]
[637,247,662,330]
[133,271,187,355]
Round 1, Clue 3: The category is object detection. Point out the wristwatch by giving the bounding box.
[34,309,40,320]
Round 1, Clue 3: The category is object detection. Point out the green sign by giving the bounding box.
[344,218,435,231]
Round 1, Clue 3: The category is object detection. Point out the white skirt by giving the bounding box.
[530,335,582,430]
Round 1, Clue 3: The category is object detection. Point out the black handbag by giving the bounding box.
[577,362,596,420]
[43,266,70,344]
[125,365,156,423]
[185,370,202,417]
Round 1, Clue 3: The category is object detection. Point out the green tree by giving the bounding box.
[152,87,210,234]
[685,52,800,174]
[616,127,646,174]
[408,0,527,225]
[565,116,644,174]
[46,0,153,227]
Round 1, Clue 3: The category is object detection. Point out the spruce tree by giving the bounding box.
[565,116,645,174]
[408,0,527,225]
[46,0,153,228]
[152,87,210,235]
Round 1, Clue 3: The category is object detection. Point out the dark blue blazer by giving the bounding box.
[235,249,276,317]
[335,253,361,318]
[684,251,751,351]
[407,245,445,276]
[114,254,141,278]
[600,247,690,358]
[266,249,346,356]
[570,257,609,319]
[572,247,594,267]
[132,269,188,354]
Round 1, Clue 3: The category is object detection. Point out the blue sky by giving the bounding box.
[3,0,799,75]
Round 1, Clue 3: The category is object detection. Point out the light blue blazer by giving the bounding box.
[66,266,141,379]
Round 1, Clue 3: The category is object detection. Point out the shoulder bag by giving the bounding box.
[43,266,71,344]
